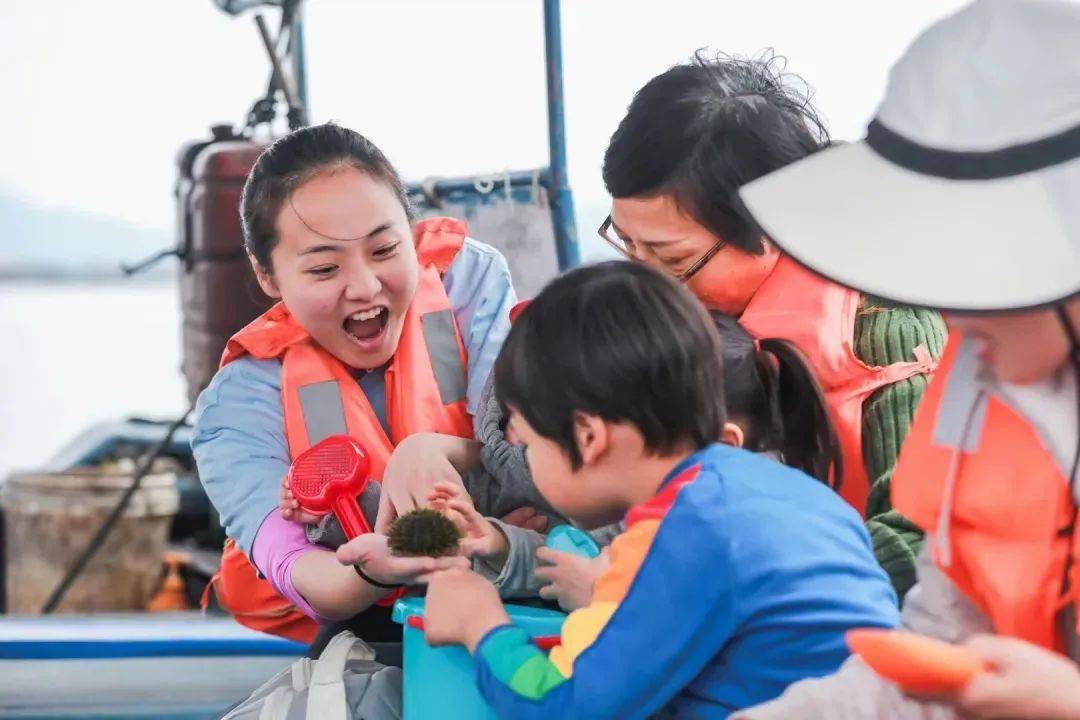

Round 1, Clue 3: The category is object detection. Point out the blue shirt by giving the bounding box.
[474,443,900,719]
[191,237,516,555]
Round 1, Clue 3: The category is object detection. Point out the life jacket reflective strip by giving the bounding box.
[893,334,1079,651]
[205,217,474,640]
[739,256,936,513]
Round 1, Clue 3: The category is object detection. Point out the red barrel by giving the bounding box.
[176,127,273,404]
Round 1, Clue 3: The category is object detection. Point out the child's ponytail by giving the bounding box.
[711,313,841,488]
[756,339,842,489]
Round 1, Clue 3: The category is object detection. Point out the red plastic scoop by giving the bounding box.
[288,435,372,539]
[847,629,988,694]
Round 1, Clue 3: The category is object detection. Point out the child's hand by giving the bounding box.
[376,433,477,532]
[428,482,509,563]
[335,533,469,588]
[928,635,1080,719]
[535,547,611,612]
[422,567,509,652]
[279,475,324,525]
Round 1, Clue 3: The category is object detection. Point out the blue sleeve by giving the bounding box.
[190,356,290,556]
[443,238,517,415]
[474,484,739,719]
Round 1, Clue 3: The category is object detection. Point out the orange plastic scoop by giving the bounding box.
[846,629,987,694]
[288,435,372,539]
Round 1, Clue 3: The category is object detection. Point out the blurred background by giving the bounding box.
[0,0,969,478]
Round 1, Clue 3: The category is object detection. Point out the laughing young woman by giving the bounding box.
[192,123,514,643]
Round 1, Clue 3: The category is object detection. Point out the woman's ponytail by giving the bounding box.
[757,339,842,489]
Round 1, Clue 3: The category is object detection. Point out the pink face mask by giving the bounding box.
[685,242,781,316]
[609,195,781,316]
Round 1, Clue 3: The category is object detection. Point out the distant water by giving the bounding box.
[0,279,186,479]
[0,231,621,481]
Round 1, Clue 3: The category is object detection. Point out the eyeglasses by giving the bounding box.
[598,214,726,283]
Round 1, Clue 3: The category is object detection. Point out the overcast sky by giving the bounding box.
[1,0,970,238]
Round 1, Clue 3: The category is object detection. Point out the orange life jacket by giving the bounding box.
[893,334,1079,651]
[206,217,475,641]
[739,255,936,513]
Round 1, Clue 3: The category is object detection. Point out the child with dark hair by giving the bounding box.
[439,310,848,610]
[421,261,899,719]
[599,50,947,600]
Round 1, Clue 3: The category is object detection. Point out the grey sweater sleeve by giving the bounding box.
[467,372,558,518]
[472,519,549,599]
[734,546,991,720]
[473,520,622,600]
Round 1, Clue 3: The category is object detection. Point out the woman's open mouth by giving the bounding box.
[343,306,390,350]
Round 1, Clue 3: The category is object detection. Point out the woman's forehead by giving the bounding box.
[611,195,706,244]
[282,166,402,246]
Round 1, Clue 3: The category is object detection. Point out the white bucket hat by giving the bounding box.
[738,0,1080,312]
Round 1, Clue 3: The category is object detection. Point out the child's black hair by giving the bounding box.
[602,50,828,255]
[494,261,726,469]
[712,313,841,487]
[240,122,413,271]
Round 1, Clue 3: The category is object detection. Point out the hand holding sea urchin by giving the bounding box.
[387,507,462,557]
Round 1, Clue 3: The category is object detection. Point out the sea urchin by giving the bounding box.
[387,507,462,557]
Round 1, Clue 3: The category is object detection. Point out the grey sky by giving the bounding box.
[1,0,968,236]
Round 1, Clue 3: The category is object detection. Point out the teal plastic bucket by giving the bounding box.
[392,597,565,719]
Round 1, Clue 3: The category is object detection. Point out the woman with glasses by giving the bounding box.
[600,51,945,601]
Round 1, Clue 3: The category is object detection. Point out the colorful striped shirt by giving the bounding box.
[473,443,900,719]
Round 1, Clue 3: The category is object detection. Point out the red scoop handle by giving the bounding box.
[332,494,370,539]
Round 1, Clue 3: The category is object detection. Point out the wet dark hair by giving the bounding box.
[712,313,841,487]
[495,261,726,469]
[602,50,829,255]
[240,122,413,270]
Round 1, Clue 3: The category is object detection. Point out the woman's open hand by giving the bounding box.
[335,533,468,587]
